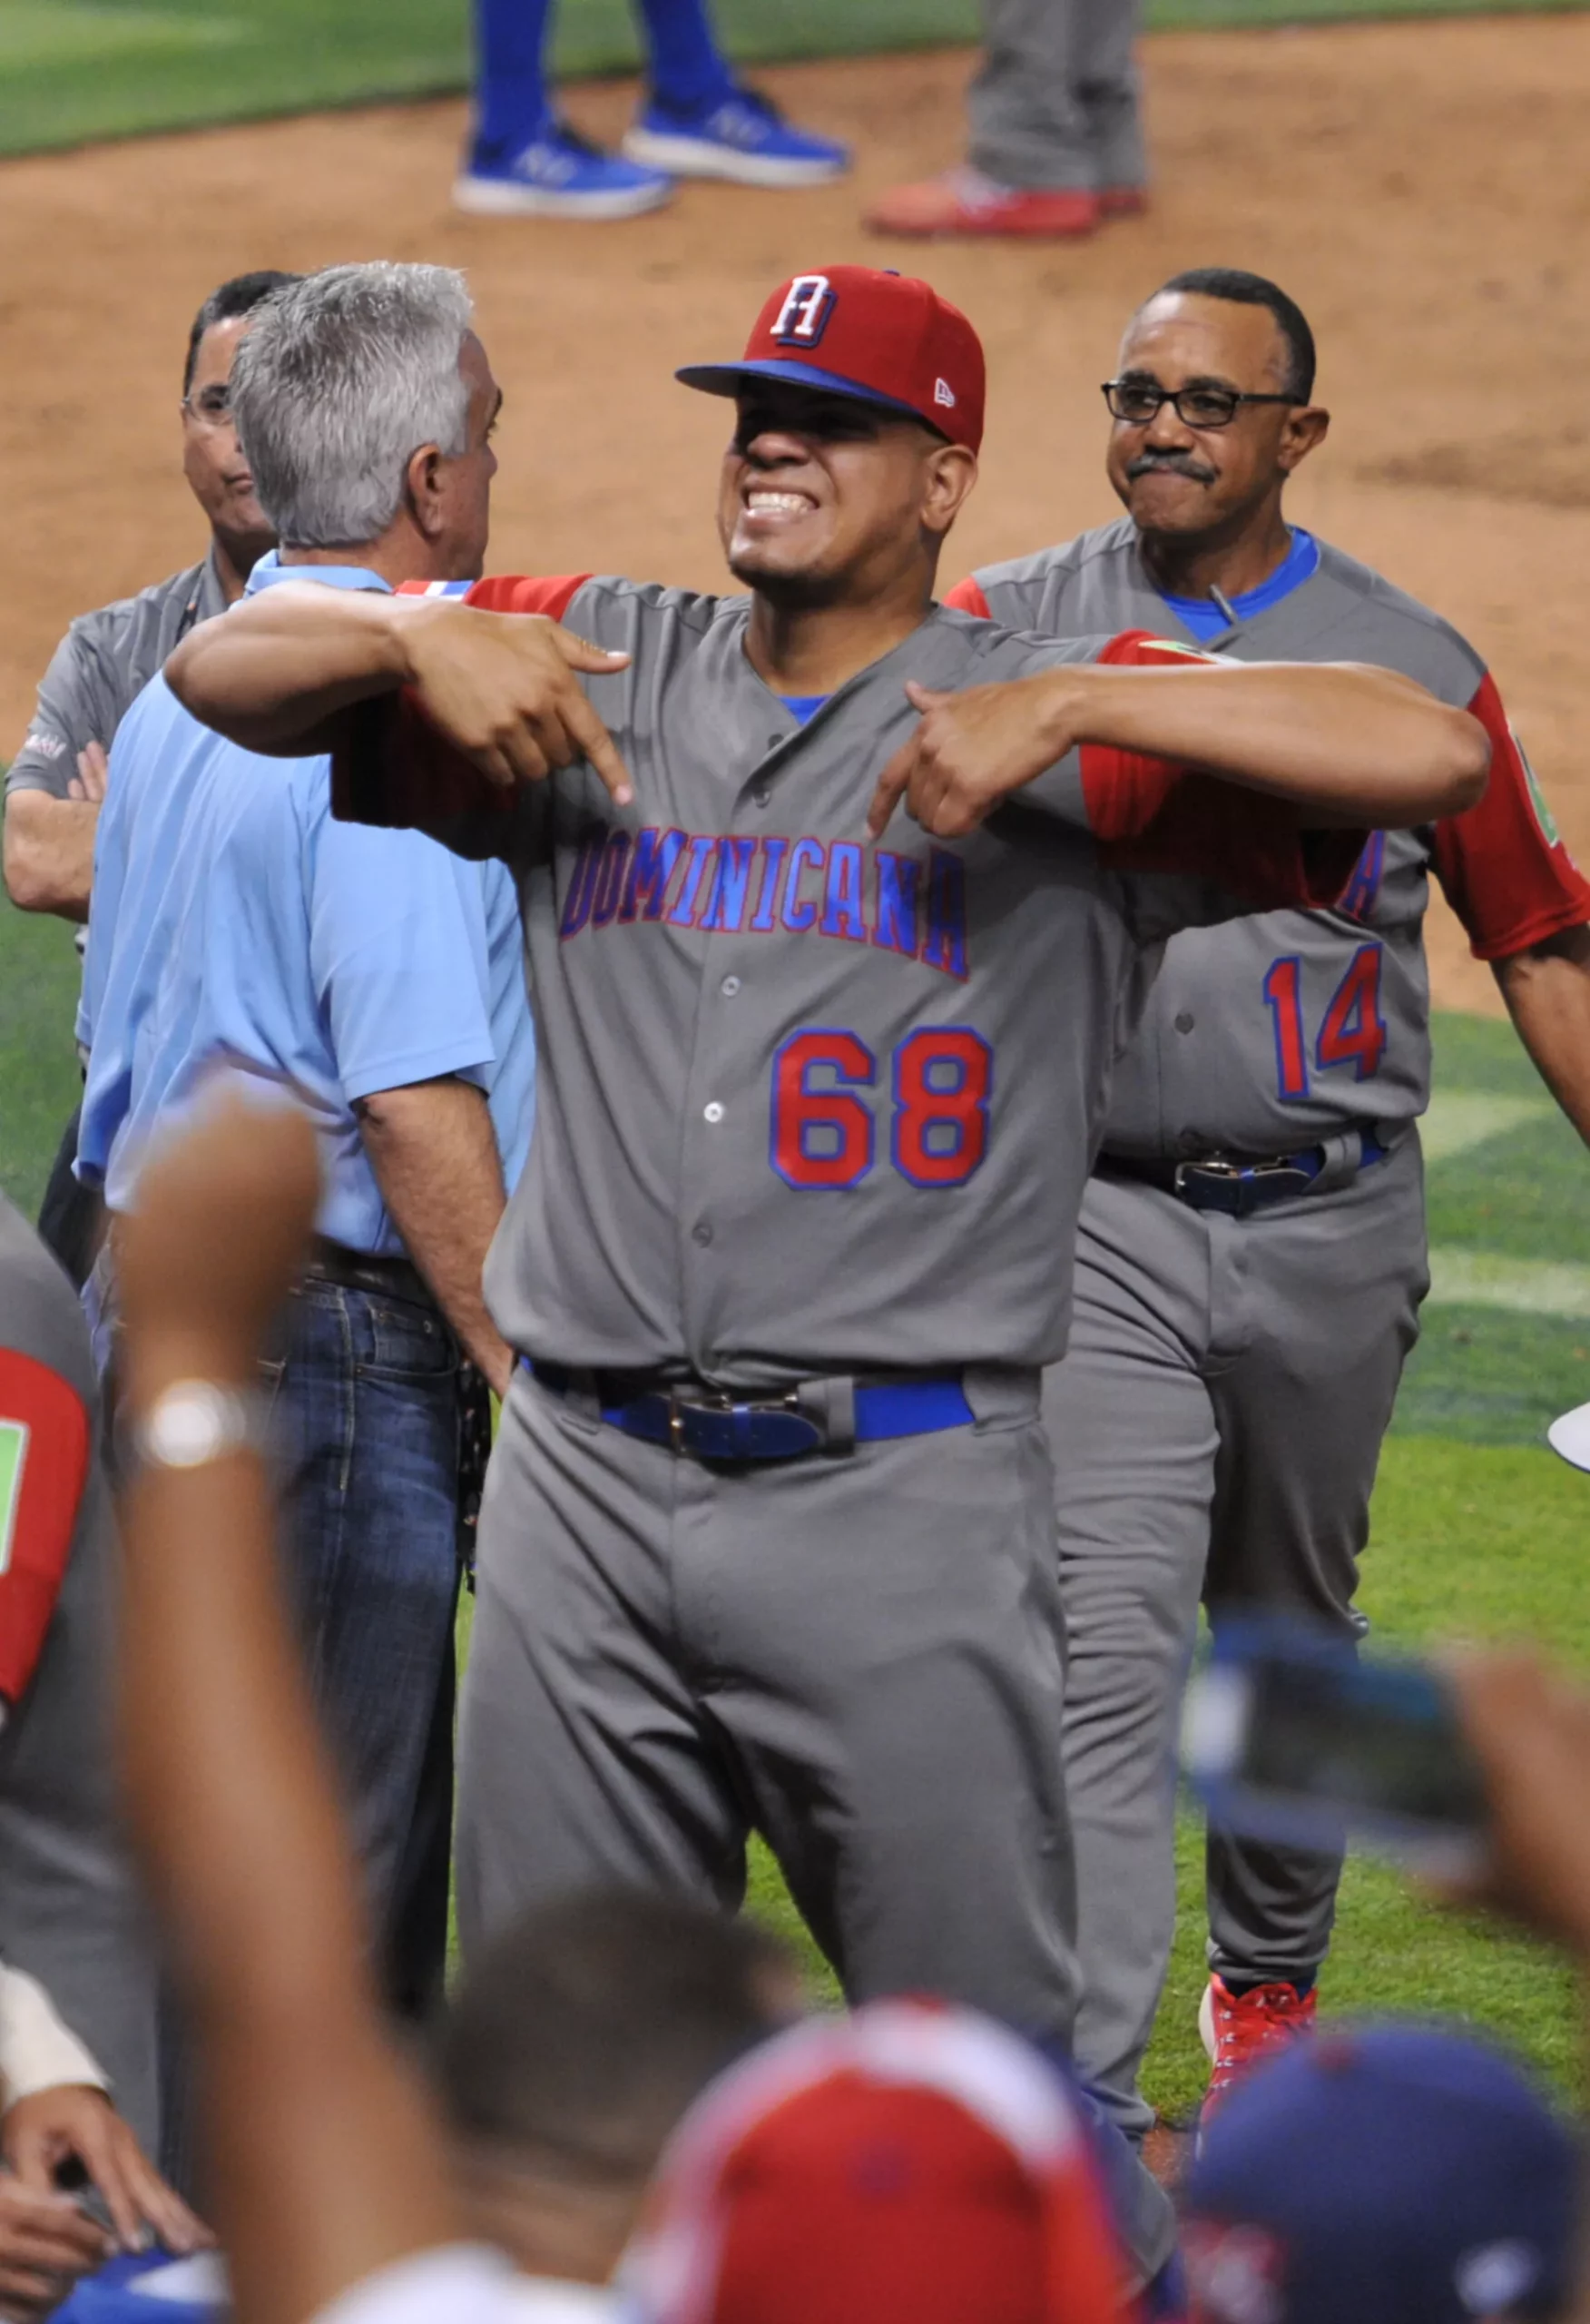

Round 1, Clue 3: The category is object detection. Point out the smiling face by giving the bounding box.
[182,315,276,568]
[1104,291,1328,547]
[718,381,977,608]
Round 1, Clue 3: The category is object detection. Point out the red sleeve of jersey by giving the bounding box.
[943,576,992,618]
[333,574,594,828]
[1429,673,1590,960]
[1080,631,1366,909]
[0,1350,90,1710]
[394,574,592,619]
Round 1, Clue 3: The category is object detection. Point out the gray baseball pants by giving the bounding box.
[967,0,1143,192]
[456,1364,1078,2033]
[1044,1136,1427,2142]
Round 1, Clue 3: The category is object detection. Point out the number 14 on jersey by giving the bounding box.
[1262,941,1387,1101]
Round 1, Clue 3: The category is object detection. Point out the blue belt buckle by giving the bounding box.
[679,1398,824,1461]
[1174,1155,1317,1216]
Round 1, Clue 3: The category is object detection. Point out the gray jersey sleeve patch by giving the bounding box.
[5,625,115,800]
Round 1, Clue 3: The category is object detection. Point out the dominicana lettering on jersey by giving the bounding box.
[559,825,970,980]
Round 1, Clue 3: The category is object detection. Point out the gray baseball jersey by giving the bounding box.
[6,550,228,802]
[954,517,1590,2142]
[0,1195,156,2149]
[952,518,1590,1156]
[342,575,1362,1381]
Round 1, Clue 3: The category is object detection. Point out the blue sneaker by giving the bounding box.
[455,119,673,220]
[622,87,849,188]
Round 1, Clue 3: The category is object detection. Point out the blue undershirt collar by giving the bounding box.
[779,693,832,726]
[1158,527,1320,641]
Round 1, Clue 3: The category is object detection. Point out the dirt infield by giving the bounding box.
[4,15,1588,1009]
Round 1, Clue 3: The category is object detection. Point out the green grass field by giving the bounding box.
[5,0,1590,159]
[8,873,1585,2116]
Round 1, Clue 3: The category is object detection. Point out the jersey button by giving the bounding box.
[1174,1011,1195,1034]
[752,785,771,809]
[720,974,741,998]
[692,1222,714,1247]
[703,1100,725,1125]
[766,734,784,752]
[1176,1128,1202,1157]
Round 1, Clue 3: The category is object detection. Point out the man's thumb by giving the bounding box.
[904,681,953,712]
[555,626,633,674]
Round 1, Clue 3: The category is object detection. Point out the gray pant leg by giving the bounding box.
[1050,1179,1217,2144]
[695,1371,1078,2042]
[1071,0,1145,186]
[1202,1137,1428,1984]
[455,1375,750,1960]
[967,0,1142,190]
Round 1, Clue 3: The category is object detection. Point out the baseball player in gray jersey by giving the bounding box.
[949,266,1590,2136]
[3,269,299,1286]
[168,266,1481,2238]
[0,1196,216,2260]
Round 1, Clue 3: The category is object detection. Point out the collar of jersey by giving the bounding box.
[244,551,394,596]
[1157,526,1320,638]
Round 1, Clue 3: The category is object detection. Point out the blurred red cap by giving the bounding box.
[623,2000,1133,2324]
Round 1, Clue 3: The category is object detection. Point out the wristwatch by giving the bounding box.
[125,1380,269,1472]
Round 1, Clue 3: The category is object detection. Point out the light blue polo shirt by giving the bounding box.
[78,559,534,1256]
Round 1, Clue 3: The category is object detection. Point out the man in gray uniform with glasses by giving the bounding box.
[949,264,1590,2135]
[3,269,295,1285]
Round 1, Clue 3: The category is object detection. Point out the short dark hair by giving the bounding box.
[434,1887,794,2181]
[183,270,302,395]
[1150,268,1317,401]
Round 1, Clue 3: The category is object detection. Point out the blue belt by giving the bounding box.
[525,1359,975,1462]
[1100,1133,1390,1218]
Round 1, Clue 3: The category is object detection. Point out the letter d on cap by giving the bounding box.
[772,275,835,344]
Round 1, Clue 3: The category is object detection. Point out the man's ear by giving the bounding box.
[1278,404,1330,477]
[923,443,979,539]
[405,440,447,541]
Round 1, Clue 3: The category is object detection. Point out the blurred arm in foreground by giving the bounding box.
[1447,1652,1590,2324]
[115,1088,477,2324]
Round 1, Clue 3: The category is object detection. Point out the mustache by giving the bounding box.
[1126,451,1217,484]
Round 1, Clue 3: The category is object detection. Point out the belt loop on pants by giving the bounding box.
[523,1359,976,1463]
[796,1374,857,1457]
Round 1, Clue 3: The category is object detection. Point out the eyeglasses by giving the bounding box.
[182,385,234,430]
[1101,380,1296,429]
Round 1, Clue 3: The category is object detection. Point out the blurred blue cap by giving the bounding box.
[1183,2024,1581,2324]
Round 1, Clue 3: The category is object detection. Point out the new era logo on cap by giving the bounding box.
[676,264,986,453]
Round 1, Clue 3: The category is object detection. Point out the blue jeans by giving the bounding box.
[265,1277,462,1988]
[139,1274,462,2194]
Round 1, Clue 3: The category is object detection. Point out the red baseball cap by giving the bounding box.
[676,266,986,453]
[623,2000,1131,2324]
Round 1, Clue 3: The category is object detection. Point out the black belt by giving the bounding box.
[1097,1134,1391,1218]
[526,1358,976,1462]
[304,1236,437,1310]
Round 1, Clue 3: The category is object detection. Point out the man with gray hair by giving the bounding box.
[78,262,535,2021]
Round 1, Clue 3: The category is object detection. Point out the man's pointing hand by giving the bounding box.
[867,673,1083,839]
[401,602,634,807]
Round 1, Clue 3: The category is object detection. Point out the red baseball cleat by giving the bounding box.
[863,167,1099,240]
[1199,1974,1317,2118]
